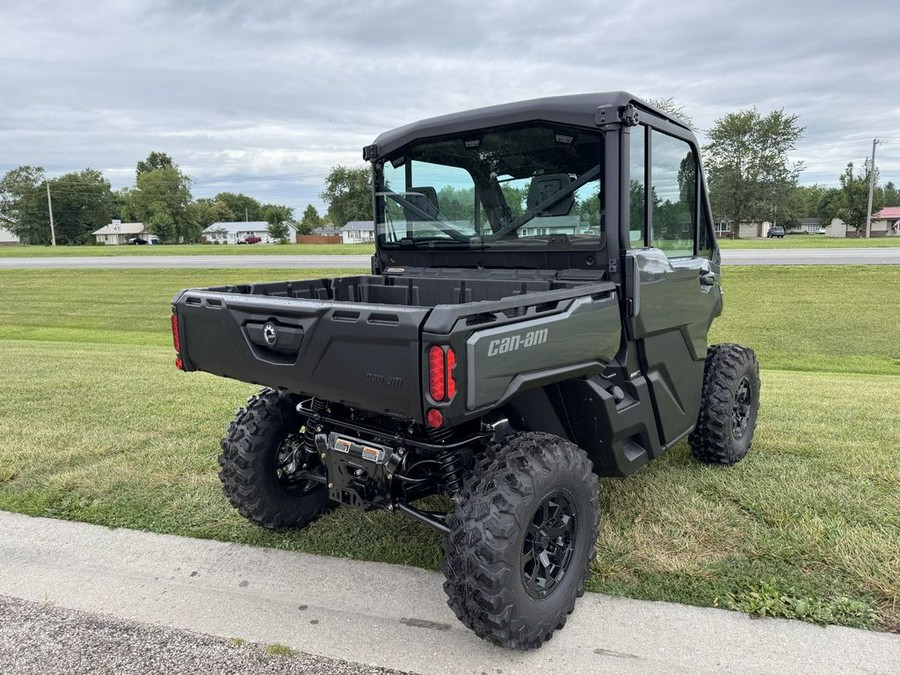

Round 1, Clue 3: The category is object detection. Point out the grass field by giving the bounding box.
[718,235,900,249]
[0,266,897,631]
[0,243,374,257]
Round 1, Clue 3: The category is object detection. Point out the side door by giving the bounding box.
[623,121,722,445]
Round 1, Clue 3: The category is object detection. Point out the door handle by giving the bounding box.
[699,271,716,287]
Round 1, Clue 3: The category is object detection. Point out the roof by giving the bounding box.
[92,222,147,235]
[368,91,690,159]
[874,206,900,219]
[340,221,375,232]
[800,218,822,226]
[202,221,297,235]
[313,227,341,235]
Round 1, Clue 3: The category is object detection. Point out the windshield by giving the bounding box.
[375,124,604,251]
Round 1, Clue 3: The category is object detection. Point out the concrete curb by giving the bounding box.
[0,511,896,674]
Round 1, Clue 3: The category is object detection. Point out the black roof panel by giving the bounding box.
[367,91,688,159]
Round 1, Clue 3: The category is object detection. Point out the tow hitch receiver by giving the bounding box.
[316,432,401,509]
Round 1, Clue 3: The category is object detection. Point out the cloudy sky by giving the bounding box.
[2,0,899,214]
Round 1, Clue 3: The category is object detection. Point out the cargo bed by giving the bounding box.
[172,273,621,424]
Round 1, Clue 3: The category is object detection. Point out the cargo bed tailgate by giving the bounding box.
[173,290,429,418]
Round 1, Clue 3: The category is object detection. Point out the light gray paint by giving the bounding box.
[465,295,620,409]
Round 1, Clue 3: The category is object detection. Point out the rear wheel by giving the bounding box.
[442,432,599,650]
[218,388,332,530]
[689,344,761,465]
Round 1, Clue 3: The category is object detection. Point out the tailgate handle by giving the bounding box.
[245,321,304,354]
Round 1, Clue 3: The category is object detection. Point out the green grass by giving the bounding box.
[0,243,374,257]
[719,235,900,249]
[0,266,898,632]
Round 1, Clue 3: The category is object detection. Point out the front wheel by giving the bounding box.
[689,344,761,465]
[218,388,332,530]
[442,432,599,650]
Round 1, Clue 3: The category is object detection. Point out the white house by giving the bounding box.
[872,207,900,236]
[0,225,19,245]
[340,220,376,244]
[92,222,156,245]
[202,221,297,245]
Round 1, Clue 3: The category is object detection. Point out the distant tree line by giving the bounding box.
[0,151,307,245]
[4,112,895,246]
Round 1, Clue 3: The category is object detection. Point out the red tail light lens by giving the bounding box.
[171,313,181,353]
[171,313,183,370]
[446,348,457,399]
[429,345,446,400]
[428,346,458,402]
[426,408,444,428]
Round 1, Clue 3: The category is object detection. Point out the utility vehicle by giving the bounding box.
[171,92,760,649]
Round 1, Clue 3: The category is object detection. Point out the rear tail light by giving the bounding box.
[426,408,444,428]
[427,345,457,402]
[171,313,183,370]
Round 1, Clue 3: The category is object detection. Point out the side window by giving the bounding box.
[650,132,696,258]
[629,127,646,247]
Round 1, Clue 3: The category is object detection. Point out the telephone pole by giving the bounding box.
[865,138,880,239]
[46,182,57,247]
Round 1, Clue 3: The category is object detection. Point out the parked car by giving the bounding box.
[817,227,826,235]
[127,237,149,245]
[241,235,262,244]
[767,226,785,238]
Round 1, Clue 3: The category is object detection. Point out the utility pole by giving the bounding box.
[245,207,248,222]
[46,182,57,247]
[865,138,880,239]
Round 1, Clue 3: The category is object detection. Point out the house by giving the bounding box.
[0,225,19,245]
[340,221,376,244]
[92,221,156,245]
[202,221,297,245]
[872,207,900,236]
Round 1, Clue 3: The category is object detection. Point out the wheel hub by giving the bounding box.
[274,432,323,494]
[732,377,753,440]
[522,491,577,599]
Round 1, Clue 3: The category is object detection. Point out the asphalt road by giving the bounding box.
[1,248,899,269]
[0,595,413,675]
[1,512,897,675]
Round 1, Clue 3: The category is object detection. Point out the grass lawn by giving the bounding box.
[719,235,900,249]
[0,243,374,257]
[0,266,897,631]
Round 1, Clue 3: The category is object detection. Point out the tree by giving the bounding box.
[704,108,804,238]
[128,166,194,242]
[188,198,236,232]
[320,165,372,227]
[0,166,48,244]
[876,181,899,208]
[47,169,115,244]
[298,204,323,235]
[136,151,175,180]
[263,204,293,243]
[645,97,695,129]
[819,162,872,234]
[215,192,264,222]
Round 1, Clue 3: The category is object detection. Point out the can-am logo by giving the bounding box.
[487,328,549,357]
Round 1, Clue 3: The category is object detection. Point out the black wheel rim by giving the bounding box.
[274,432,324,495]
[732,377,753,439]
[522,491,577,599]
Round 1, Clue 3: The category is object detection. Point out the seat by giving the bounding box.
[526,174,574,216]
[404,186,440,221]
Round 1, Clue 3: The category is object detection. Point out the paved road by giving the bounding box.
[1,248,899,269]
[0,512,897,675]
[0,254,373,269]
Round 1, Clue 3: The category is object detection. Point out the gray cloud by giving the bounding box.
[1,0,898,214]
